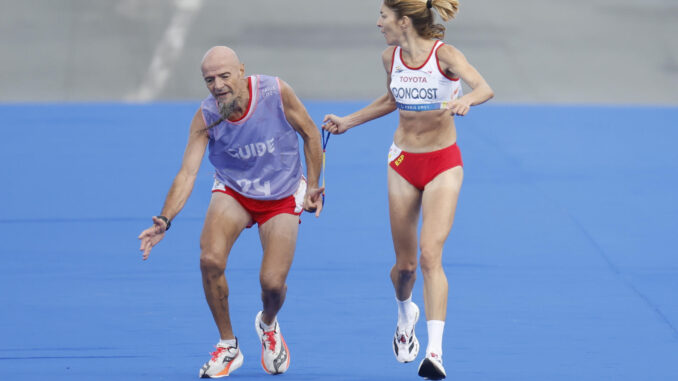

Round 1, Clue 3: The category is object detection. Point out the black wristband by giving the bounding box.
[156,215,171,231]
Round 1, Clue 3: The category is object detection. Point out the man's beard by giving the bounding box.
[218,96,242,120]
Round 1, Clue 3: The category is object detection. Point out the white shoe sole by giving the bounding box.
[199,351,244,378]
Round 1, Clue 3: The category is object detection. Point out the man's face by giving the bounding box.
[202,59,245,117]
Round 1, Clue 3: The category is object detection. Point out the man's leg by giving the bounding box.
[199,192,251,340]
[257,213,299,324]
[254,212,299,374]
[198,192,251,378]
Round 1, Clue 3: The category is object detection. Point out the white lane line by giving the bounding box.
[127,0,203,101]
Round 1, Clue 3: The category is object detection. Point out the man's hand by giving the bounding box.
[137,216,168,260]
[303,186,325,217]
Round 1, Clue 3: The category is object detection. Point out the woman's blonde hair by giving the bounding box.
[383,0,459,39]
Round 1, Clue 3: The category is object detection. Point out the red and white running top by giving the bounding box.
[390,40,462,111]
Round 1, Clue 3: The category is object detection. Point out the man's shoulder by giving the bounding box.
[256,75,286,99]
[255,74,281,88]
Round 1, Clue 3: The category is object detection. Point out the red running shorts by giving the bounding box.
[211,178,306,228]
[388,142,463,191]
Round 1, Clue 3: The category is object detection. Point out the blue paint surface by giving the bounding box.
[1,102,677,380]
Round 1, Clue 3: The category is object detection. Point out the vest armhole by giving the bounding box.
[275,76,288,123]
[200,107,213,137]
[435,43,460,81]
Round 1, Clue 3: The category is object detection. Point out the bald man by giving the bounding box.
[138,46,324,377]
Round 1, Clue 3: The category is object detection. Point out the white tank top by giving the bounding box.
[390,40,462,111]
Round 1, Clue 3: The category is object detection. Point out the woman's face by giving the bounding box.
[377,3,402,45]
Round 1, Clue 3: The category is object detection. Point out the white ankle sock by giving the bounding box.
[396,295,415,326]
[260,315,277,331]
[426,320,445,356]
[219,338,237,348]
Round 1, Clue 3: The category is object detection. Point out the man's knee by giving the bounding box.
[260,275,286,297]
[200,249,226,274]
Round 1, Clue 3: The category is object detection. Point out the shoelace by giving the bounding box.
[397,325,412,344]
[210,346,230,362]
[263,330,277,351]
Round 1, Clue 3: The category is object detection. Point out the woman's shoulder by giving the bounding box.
[381,46,397,61]
[436,42,464,63]
[381,46,398,72]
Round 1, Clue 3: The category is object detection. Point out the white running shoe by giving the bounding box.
[255,311,290,374]
[198,339,244,378]
[417,352,446,380]
[393,302,420,363]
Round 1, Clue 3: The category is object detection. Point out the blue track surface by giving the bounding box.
[1,102,677,380]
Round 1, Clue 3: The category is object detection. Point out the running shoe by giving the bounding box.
[393,302,420,363]
[255,311,290,374]
[198,339,244,378]
[417,352,446,380]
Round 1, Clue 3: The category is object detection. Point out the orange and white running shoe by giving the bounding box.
[255,311,290,374]
[198,339,244,378]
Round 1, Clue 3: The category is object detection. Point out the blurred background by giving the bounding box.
[2,0,677,104]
